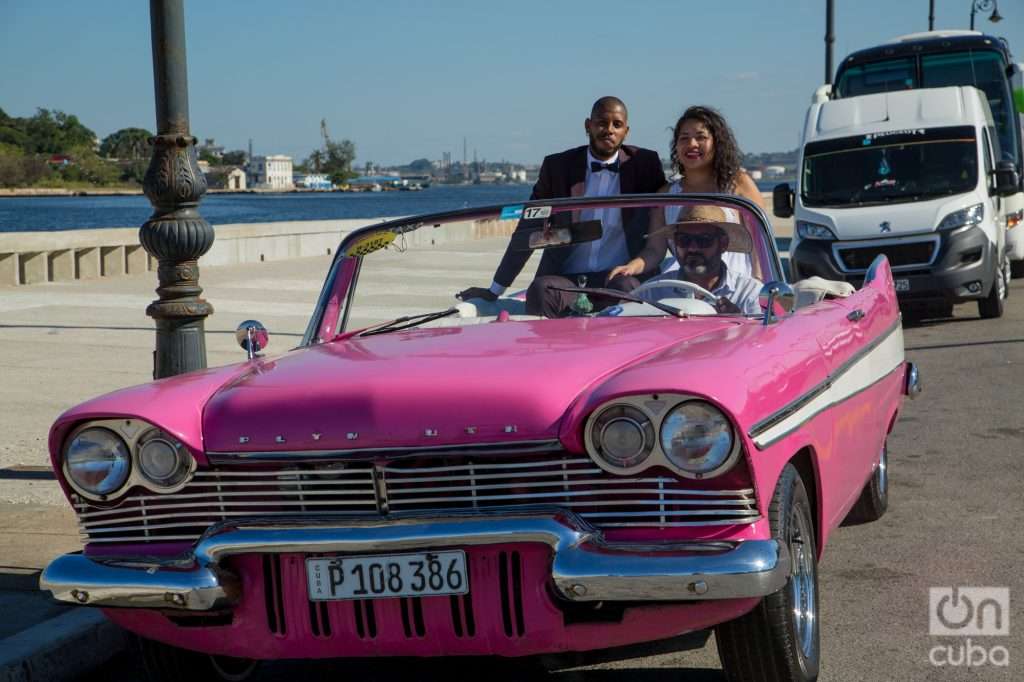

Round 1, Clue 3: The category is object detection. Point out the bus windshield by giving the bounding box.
[802,127,978,207]
[836,49,1017,164]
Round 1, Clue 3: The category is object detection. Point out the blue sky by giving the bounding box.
[2,1,1021,165]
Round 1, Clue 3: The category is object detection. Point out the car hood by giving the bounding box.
[203,317,735,453]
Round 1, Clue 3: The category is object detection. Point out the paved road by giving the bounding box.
[1,235,1021,680]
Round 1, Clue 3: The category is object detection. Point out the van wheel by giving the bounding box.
[715,464,820,681]
[844,442,889,525]
[1011,259,1024,279]
[978,255,1008,319]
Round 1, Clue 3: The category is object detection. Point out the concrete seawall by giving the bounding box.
[0,217,519,287]
[0,192,791,287]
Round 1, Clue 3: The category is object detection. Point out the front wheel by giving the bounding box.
[978,253,1008,319]
[715,464,820,681]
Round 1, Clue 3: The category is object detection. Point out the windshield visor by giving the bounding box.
[801,126,978,207]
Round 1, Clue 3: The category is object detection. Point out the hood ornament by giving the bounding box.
[879,221,891,233]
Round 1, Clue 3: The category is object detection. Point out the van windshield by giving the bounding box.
[836,49,1016,164]
[802,126,978,207]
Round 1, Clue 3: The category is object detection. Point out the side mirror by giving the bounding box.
[994,161,1019,197]
[236,320,269,360]
[758,281,796,325]
[773,183,794,219]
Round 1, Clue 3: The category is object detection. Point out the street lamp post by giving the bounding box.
[970,0,1003,30]
[140,0,214,379]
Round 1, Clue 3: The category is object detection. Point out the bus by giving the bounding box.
[831,30,1024,276]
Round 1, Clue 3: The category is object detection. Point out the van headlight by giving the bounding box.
[64,427,131,497]
[937,203,984,231]
[659,401,738,479]
[796,221,837,240]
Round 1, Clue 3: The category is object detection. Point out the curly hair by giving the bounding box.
[670,105,743,192]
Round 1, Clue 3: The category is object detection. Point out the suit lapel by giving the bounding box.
[568,146,587,198]
[618,145,636,193]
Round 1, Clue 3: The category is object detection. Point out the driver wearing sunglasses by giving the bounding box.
[638,204,763,314]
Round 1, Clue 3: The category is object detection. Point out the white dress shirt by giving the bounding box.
[561,149,627,275]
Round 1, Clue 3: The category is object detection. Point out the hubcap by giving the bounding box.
[788,504,817,658]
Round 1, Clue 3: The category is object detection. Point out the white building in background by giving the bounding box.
[294,173,332,190]
[226,167,247,190]
[247,155,294,190]
[763,165,787,177]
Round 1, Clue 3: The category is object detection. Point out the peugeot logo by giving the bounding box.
[880,221,892,233]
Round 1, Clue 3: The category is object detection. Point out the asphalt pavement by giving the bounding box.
[2,229,1022,681]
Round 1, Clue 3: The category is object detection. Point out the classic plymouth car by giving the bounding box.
[41,195,917,681]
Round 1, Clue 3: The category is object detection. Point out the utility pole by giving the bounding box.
[825,0,835,85]
[929,0,935,30]
[139,0,214,378]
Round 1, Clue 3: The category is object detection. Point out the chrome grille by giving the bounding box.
[76,455,759,545]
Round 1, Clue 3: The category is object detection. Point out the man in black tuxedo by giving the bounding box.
[457,96,666,316]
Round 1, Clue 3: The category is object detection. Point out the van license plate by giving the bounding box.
[894,278,910,292]
[306,551,468,601]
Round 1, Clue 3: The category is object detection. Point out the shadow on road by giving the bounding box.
[906,337,1024,351]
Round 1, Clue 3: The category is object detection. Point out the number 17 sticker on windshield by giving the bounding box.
[306,550,469,601]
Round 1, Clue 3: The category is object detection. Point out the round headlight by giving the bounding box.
[659,401,736,478]
[589,405,655,469]
[64,427,131,496]
[138,431,192,488]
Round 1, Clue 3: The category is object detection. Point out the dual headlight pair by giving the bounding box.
[585,395,739,479]
[62,419,194,501]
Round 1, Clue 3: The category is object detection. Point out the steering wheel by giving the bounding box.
[630,279,719,305]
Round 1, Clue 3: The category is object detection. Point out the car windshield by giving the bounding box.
[302,195,781,344]
[801,126,978,207]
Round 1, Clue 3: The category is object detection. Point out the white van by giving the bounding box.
[775,85,1020,318]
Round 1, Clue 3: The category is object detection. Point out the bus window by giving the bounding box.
[836,58,916,97]
[922,50,1017,162]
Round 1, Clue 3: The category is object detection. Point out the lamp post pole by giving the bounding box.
[140,0,214,379]
[825,0,835,85]
[929,0,935,30]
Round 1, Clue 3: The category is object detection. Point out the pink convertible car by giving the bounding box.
[41,195,918,681]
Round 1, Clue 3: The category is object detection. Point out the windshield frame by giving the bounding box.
[300,193,781,346]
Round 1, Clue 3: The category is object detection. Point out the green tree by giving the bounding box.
[304,139,356,180]
[221,150,247,166]
[99,127,152,160]
[408,158,432,173]
[24,109,96,154]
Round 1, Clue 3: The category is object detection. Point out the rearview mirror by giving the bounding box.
[758,281,796,325]
[994,161,1019,197]
[515,219,603,251]
[773,183,794,219]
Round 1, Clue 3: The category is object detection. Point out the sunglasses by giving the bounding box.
[674,233,719,249]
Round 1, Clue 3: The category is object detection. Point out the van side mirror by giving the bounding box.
[773,183,794,219]
[994,161,1019,197]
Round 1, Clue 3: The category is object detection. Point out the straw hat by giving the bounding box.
[659,205,753,253]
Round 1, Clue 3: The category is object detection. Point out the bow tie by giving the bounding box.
[590,160,620,173]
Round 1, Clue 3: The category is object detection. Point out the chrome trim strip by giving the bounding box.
[43,508,787,609]
[749,318,904,449]
[206,439,564,464]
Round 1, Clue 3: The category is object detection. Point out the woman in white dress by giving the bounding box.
[610,105,765,280]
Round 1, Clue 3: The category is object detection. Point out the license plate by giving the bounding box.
[306,551,469,601]
[894,278,910,292]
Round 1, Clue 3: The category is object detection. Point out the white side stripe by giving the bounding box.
[751,323,905,449]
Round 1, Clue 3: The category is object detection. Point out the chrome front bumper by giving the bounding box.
[41,508,789,611]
